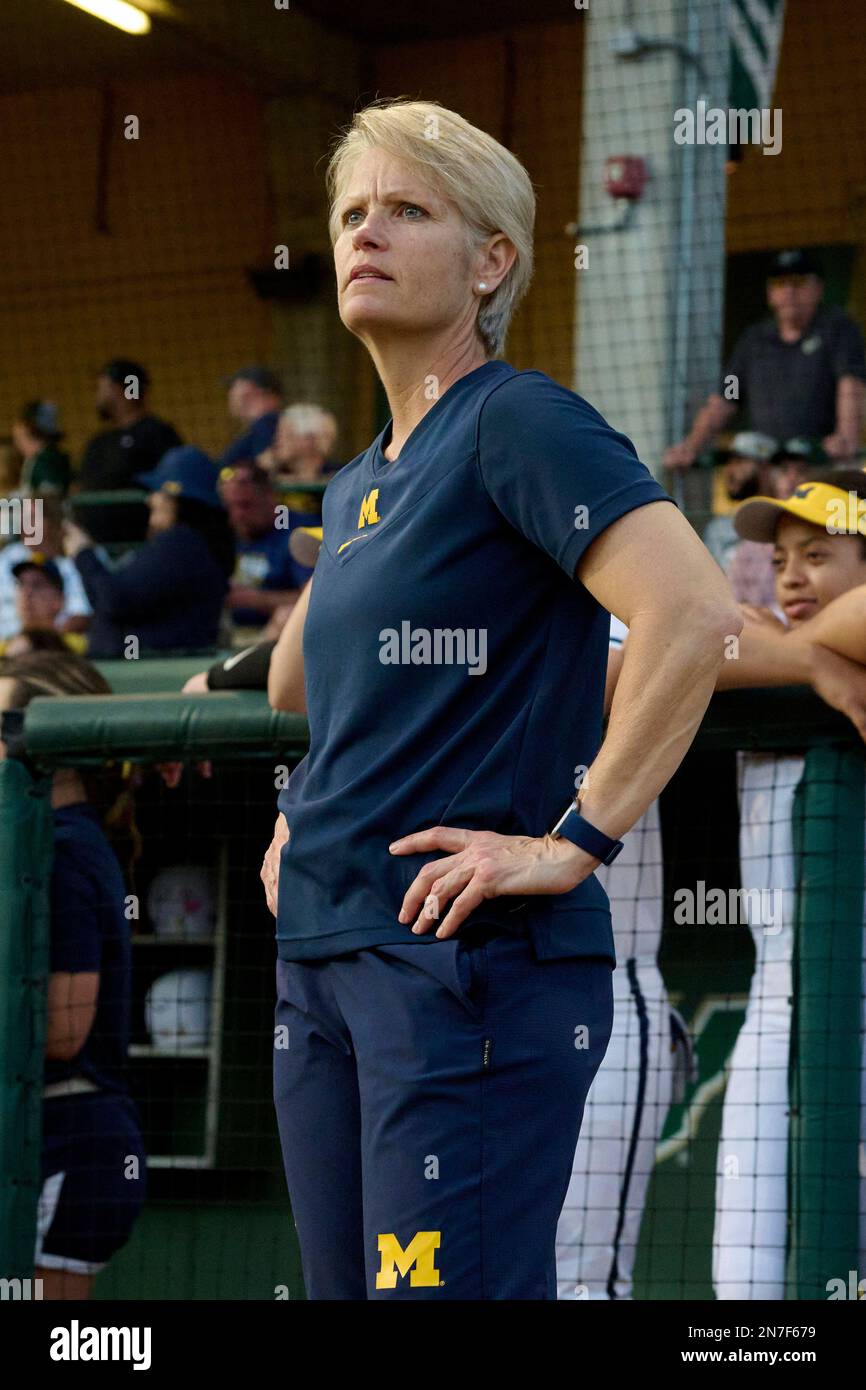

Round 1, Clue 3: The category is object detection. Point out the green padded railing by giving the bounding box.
[22,691,310,767]
[693,686,858,751]
[92,653,232,695]
[69,489,148,507]
[70,482,328,506]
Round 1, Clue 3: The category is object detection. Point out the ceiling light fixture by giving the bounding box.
[60,0,152,35]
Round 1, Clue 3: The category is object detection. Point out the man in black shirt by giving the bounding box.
[75,358,182,542]
[665,249,866,470]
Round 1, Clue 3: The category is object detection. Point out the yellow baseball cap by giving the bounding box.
[734,468,866,542]
[288,526,323,568]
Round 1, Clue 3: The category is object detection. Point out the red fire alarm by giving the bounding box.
[603,156,648,200]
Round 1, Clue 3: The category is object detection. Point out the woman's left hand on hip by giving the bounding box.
[390,826,596,939]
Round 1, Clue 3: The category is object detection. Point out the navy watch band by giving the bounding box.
[550,801,624,866]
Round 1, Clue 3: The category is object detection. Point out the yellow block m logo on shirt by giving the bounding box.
[376,1231,441,1289]
[357,489,381,529]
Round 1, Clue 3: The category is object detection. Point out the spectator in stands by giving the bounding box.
[79,358,181,493]
[0,438,18,496]
[3,628,71,658]
[256,403,338,589]
[77,359,181,544]
[665,249,866,469]
[61,447,234,659]
[770,435,829,500]
[0,650,146,1300]
[219,366,284,468]
[702,431,777,574]
[0,495,91,641]
[257,403,341,483]
[11,402,70,496]
[0,558,88,656]
[728,438,831,607]
[181,524,324,688]
[219,461,309,630]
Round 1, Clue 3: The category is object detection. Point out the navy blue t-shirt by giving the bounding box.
[276,362,673,964]
[44,802,133,1096]
[219,411,280,467]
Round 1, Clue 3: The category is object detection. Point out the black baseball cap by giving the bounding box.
[20,400,63,440]
[101,358,151,392]
[11,555,64,593]
[767,248,821,278]
[773,437,829,467]
[223,365,284,395]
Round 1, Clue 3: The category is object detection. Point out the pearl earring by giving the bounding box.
[477,281,487,292]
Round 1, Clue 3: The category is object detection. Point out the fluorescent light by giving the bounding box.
[61,0,152,35]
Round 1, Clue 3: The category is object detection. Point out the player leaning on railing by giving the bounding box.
[604,474,866,739]
[605,469,866,1299]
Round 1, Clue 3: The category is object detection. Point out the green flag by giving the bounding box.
[730,0,786,110]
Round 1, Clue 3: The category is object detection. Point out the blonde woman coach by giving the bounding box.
[261,99,741,1300]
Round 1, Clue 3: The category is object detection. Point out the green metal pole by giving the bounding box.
[788,746,864,1298]
[0,761,53,1279]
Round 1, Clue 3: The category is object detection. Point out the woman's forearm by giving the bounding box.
[267,578,311,711]
[581,604,739,841]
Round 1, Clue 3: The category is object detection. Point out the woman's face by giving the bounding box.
[772,515,866,624]
[333,149,481,351]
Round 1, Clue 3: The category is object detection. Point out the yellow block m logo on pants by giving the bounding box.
[376,1232,441,1289]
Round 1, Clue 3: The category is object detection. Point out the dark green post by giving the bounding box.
[788,745,864,1298]
[0,760,53,1278]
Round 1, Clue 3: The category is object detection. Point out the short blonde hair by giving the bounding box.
[280,403,338,455]
[326,99,536,358]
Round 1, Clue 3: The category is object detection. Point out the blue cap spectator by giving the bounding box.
[136,446,222,508]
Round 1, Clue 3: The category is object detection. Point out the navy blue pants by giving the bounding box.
[273,927,613,1299]
[38,1093,146,1274]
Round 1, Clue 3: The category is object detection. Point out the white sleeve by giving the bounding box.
[608,614,629,649]
[59,558,93,618]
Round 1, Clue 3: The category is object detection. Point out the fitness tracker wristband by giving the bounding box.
[549,799,624,866]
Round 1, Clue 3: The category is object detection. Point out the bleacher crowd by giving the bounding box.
[0,359,340,660]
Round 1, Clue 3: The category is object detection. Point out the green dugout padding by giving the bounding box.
[23,691,310,765]
[788,745,864,1299]
[0,760,53,1279]
[93,654,232,695]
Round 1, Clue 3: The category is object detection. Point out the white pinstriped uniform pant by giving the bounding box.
[556,801,673,1299]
